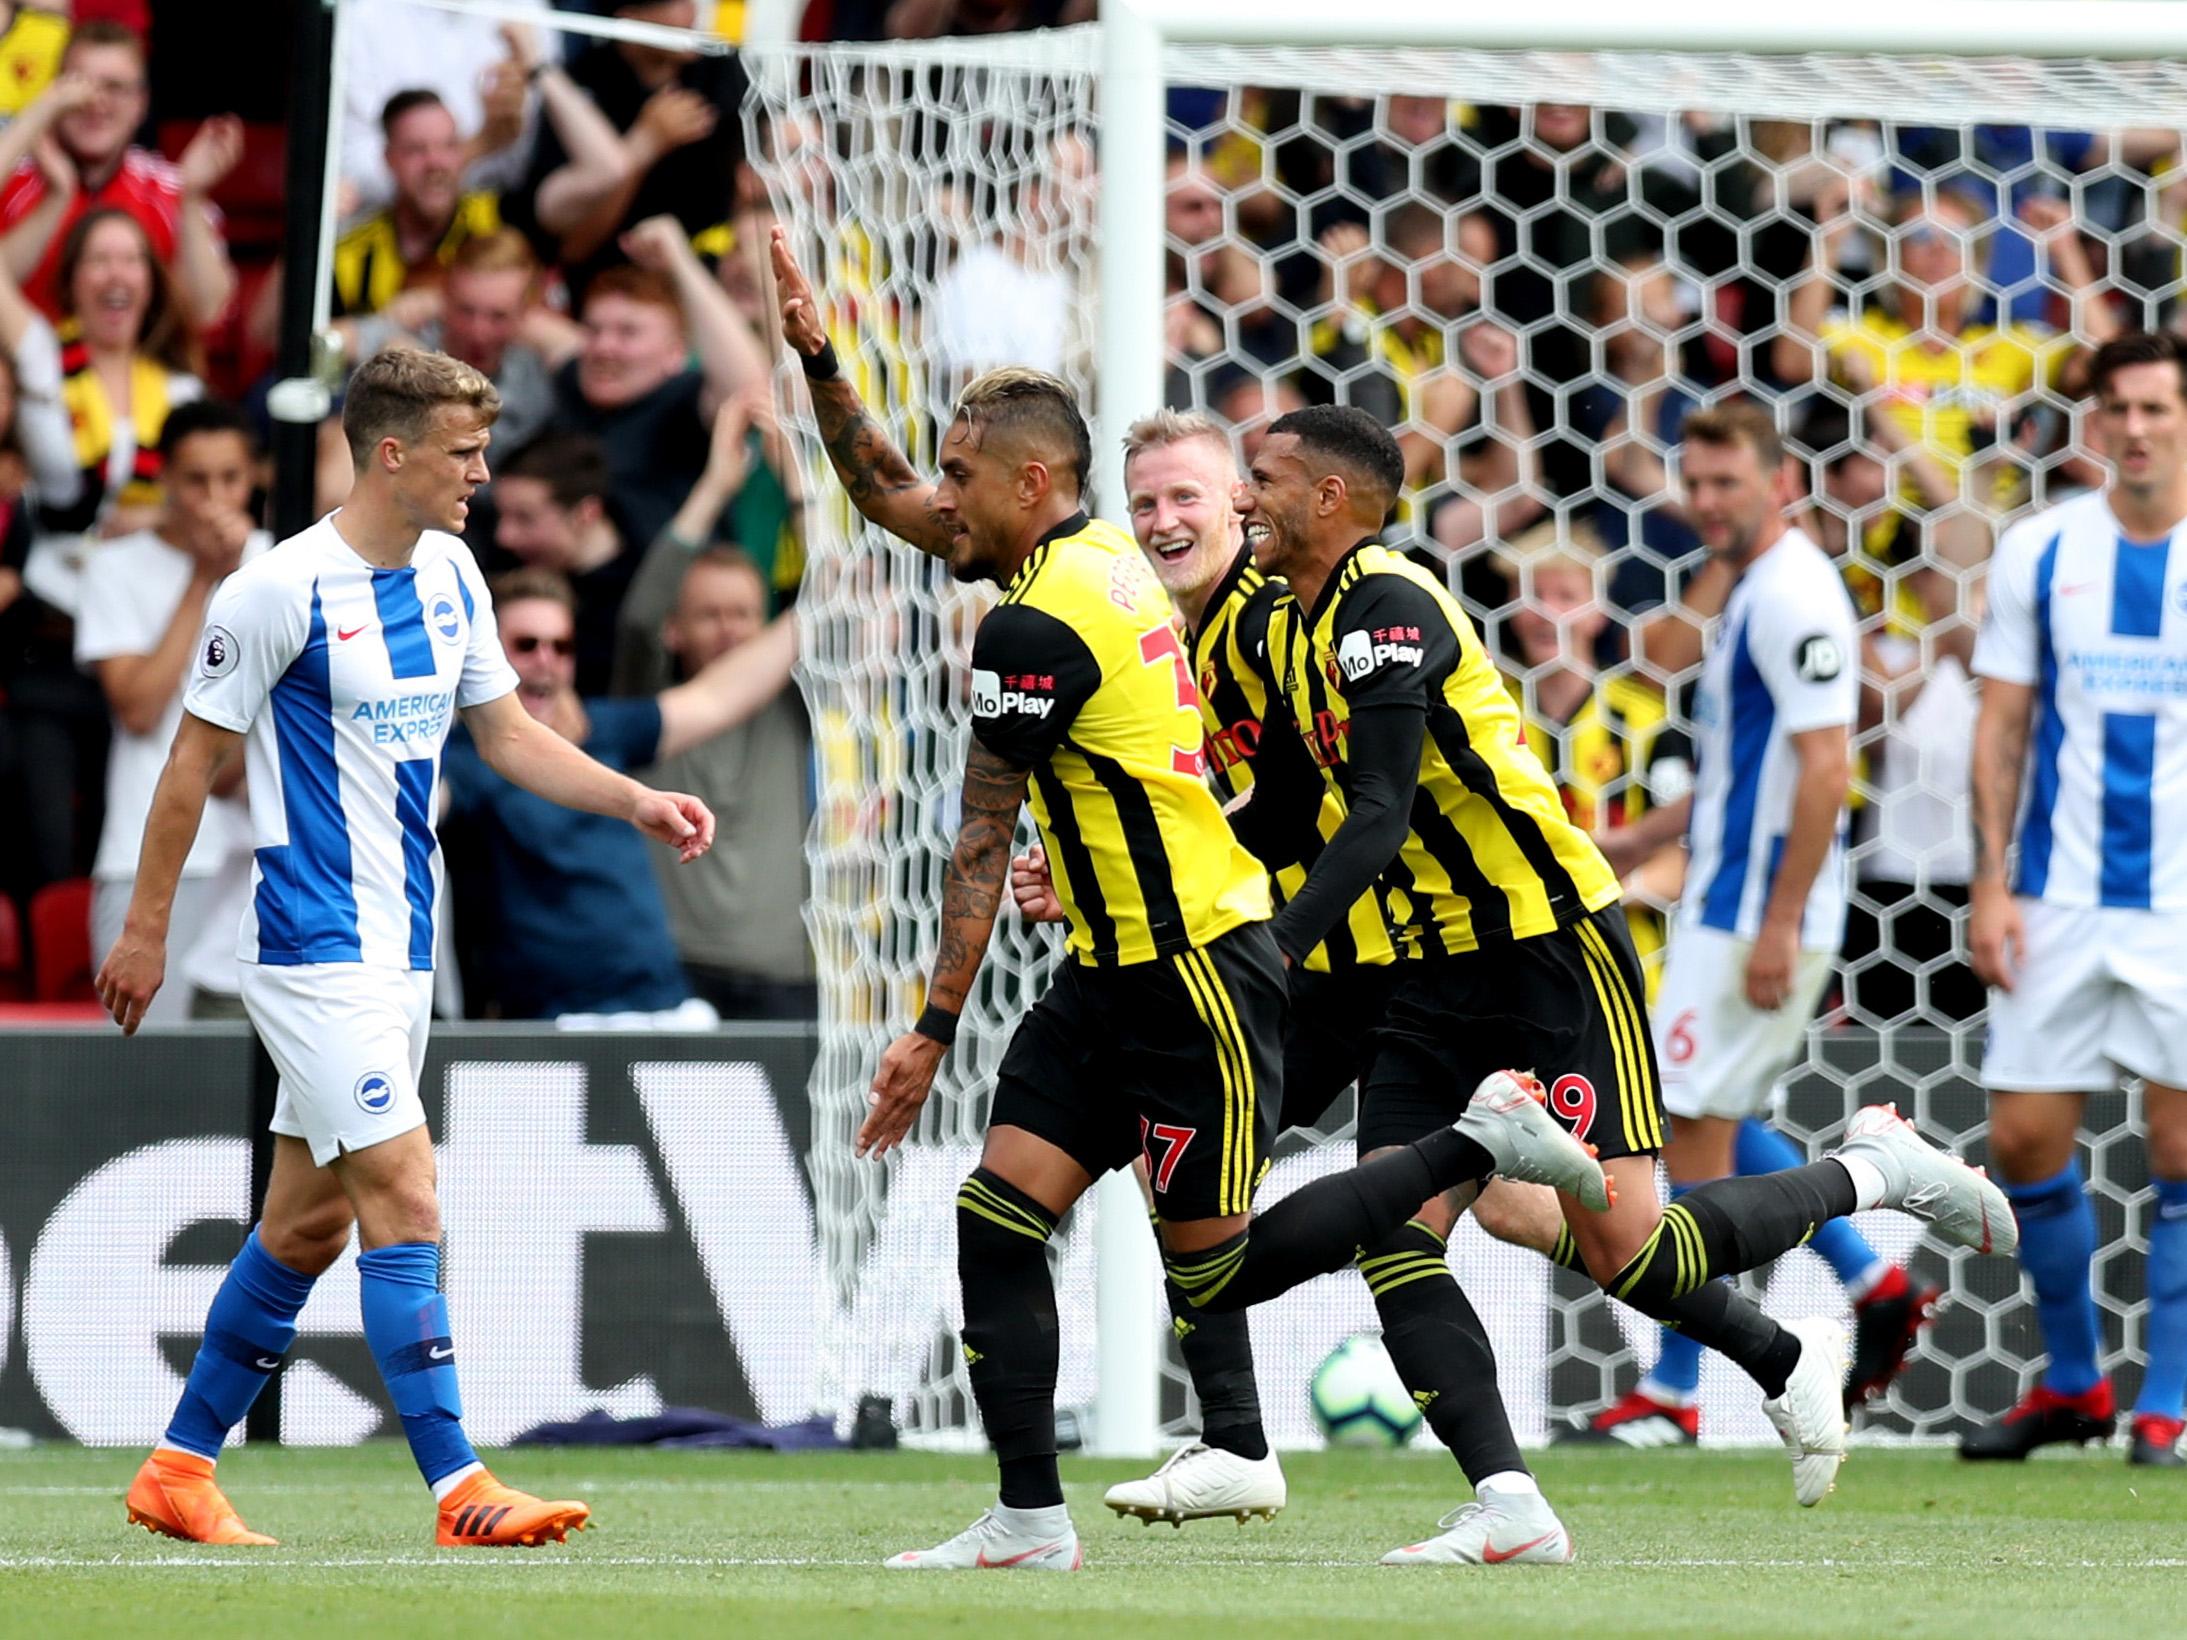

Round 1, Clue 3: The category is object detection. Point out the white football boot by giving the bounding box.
[1760,1314,1850,1507]
[1457,1071,1610,1210]
[1380,1481,1574,1566]
[1103,1441,1287,1525]
[1834,1103,2018,1258]
[884,1503,1082,1571]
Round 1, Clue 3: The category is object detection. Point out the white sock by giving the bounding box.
[994,1499,1072,1532]
[1474,1470,1541,1498]
[153,1440,212,1467]
[1835,1154,1888,1213]
[1634,1377,1698,1410]
[430,1461,484,1502]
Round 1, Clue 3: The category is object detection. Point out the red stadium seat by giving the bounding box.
[0,894,25,1000]
[29,877,96,1003]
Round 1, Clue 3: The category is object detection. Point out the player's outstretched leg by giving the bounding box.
[1365,1217,1571,1567]
[1105,1201,1285,1526]
[1169,1072,1607,1317]
[127,1223,319,1546]
[889,1168,1081,1571]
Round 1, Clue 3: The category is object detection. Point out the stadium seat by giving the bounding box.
[29,878,96,1003]
[0,894,25,1000]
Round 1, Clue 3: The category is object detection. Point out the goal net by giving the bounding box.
[747,26,2186,1450]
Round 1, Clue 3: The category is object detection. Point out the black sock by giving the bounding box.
[1653,1281,1804,1399]
[956,1169,1063,1509]
[1603,1163,1855,1397]
[1165,1132,1491,1315]
[1163,1269,1267,1459]
[1361,1220,1526,1485]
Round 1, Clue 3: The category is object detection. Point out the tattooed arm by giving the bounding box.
[1967,677,2033,991]
[856,739,1033,1157]
[771,227,954,558]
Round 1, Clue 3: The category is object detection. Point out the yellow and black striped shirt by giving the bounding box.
[1265,541,1620,956]
[1191,550,1400,974]
[970,514,1271,966]
[331,192,503,318]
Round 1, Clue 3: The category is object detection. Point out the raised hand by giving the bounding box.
[178,114,245,199]
[769,225,828,358]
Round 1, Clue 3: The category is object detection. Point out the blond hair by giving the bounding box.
[1491,515,1608,591]
[448,227,539,279]
[1120,407,1232,472]
[343,346,501,464]
[952,367,1091,496]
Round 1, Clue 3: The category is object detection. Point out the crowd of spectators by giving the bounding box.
[0,0,2172,1030]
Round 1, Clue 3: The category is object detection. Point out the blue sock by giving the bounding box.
[163,1227,316,1459]
[1640,1186,1705,1400]
[358,1242,477,1487]
[2004,1162,2104,1398]
[2136,1178,2187,1420]
[1736,1120,1885,1292]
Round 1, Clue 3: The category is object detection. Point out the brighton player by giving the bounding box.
[1964,331,2187,1468]
[97,347,717,1546]
[1570,404,1933,1447]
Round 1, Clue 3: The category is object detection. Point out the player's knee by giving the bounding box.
[1163,1225,1251,1313]
[1470,1179,1562,1256]
[954,1167,1058,1276]
[259,1202,355,1276]
[1984,1107,2075,1185]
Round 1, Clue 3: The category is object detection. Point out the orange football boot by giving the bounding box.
[435,1469,591,1548]
[125,1449,278,1545]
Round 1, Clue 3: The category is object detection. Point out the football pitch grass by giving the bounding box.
[1,1443,2176,1638]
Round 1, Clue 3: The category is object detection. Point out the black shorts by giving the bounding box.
[1356,905,1667,1161]
[1279,963,1402,1132]
[992,922,1287,1221]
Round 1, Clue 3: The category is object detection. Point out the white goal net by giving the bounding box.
[747,26,2185,1450]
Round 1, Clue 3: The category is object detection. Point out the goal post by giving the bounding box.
[751,7,2187,1460]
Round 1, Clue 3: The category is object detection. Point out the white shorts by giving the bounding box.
[1655,923,1835,1122]
[1982,900,2187,1092]
[240,963,434,1166]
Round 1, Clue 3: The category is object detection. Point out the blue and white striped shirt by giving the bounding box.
[1974,489,2187,912]
[182,515,518,969]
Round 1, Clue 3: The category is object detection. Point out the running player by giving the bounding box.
[98,347,717,1547]
[1963,331,2187,1468]
[1050,410,1572,1561]
[772,231,1606,1572]
[1237,404,2017,1517]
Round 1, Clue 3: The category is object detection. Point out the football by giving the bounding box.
[1309,1334,1423,1448]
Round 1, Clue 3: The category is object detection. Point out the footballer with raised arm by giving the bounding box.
[772,229,1609,1572]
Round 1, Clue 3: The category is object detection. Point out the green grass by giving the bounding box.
[0,1442,2176,1638]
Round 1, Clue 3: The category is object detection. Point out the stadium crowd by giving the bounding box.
[0,0,2168,1036]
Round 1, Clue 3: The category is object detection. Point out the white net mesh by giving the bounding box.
[748,29,2169,1448]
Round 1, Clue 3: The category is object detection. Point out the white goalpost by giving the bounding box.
[748,3,2187,1460]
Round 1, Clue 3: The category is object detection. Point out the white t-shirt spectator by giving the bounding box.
[931,242,1070,381]
[1861,637,1976,889]
[339,0,535,216]
[75,526,269,882]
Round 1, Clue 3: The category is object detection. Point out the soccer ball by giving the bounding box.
[1309,1334,1422,1448]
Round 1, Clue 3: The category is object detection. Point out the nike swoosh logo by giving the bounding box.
[975,1539,1064,1568]
[1483,1531,1561,1563]
[337,625,369,641]
[429,1345,454,1360]
[255,1357,281,1370]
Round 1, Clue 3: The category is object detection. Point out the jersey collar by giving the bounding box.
[1005,510,1089,594]
[1303,536,1384,627]
[1193,546,1256,640]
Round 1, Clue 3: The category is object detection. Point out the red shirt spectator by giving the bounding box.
[0,21,238,327]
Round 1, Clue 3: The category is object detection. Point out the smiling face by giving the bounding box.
[1238,430,1322,577]
[666,556,767,671]
[386,99,464,227]
[388,406,492,535]
[66,214,153,348]
[56,38,147,174]
[1507,557,1604,668]
[498,594,577,723]
[440,264,528,376]
[577,291,687,409]
[1127,435,1241,607]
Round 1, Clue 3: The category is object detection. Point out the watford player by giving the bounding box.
[770,234,1608,1572]
[1239,404,2018,1521]
[1015,411,1572,1562]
